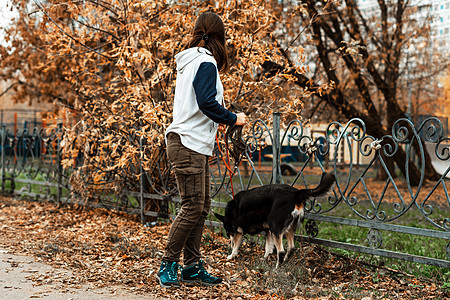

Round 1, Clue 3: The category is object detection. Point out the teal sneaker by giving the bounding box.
[157,261,180,288]
[181,260,222,286]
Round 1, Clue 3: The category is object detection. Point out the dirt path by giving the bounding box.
[0,248,164,300]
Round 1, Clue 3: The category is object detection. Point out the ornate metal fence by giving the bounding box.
[1,113,449,268]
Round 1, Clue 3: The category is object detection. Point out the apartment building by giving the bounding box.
[358,0,450,52]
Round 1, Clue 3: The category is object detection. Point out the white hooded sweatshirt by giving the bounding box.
[165,47,236,156]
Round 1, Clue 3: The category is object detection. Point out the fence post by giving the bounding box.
[272,112,282,184]
[139,136,145,224]
[1,125,5,192]
[57,123,62,203]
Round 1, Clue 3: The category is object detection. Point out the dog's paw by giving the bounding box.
[264,248,275,259]
[226,254,235,260]
[264,252,276,260]
[275,251,286,268]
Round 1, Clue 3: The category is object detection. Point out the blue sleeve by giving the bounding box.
[193,62,237,126]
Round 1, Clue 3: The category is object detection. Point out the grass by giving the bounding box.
[315,203,448,253]
[1,171,70,199]
[300,200,448,293]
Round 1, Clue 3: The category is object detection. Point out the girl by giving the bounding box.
[157,12,247,288]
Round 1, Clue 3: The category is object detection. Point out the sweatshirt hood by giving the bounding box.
[175,47,212,73]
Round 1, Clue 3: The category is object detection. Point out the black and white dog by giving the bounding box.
[215,173,335,268]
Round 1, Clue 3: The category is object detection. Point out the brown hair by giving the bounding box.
[186,12,228,72]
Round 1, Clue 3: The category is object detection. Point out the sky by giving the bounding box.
[0,1,18,44]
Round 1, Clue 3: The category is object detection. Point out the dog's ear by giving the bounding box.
[214,213,225,223]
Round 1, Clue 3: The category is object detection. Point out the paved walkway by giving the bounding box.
[0,248,164,300]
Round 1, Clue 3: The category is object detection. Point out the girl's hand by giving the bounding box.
[235,112,247,126]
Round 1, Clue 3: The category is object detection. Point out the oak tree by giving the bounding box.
[0,0,326,198]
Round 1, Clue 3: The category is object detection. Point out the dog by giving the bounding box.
[215,172,335,268]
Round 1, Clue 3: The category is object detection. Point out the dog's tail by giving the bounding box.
[296,173,335,207]
[306,172,336,199]
[294,173,335,223]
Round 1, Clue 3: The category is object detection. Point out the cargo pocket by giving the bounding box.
[173,148,205,201]
[166,133,206,201]
[175,166,204,202]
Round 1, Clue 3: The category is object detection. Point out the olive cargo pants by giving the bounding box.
[163,133,211,266]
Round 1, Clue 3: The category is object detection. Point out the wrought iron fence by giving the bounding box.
[1,113,449,268]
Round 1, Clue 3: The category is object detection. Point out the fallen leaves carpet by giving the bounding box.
[0,196,447,299]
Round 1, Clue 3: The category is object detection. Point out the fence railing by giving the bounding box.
[1,113,449,268]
